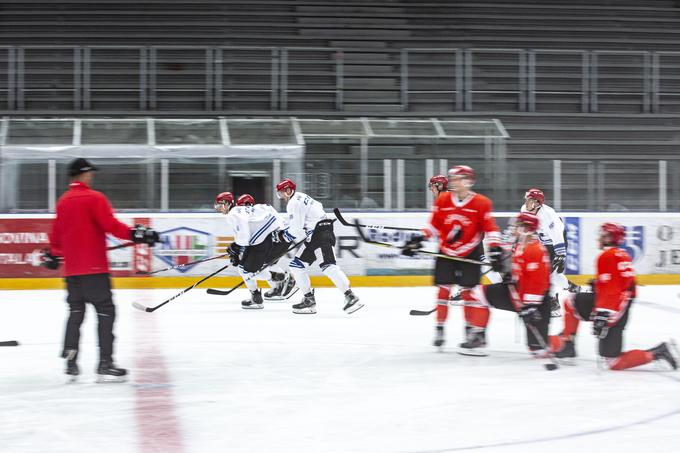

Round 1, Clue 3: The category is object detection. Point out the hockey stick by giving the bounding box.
[107,241,136,251]
[0,340,19,347]
[333,208,421,232]
[353,219,489,266]
[206,238,307,297]
[132,262,232,313]
[524,321,559,371]
[409,308,437,316]
[136,253,229,275]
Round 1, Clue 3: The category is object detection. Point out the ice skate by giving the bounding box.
[554,338,576,365]
[342,289,364,314]
[242,289,264,309]
[648,342,678,370]
[264,272,286,300]
[96,360,127,383]
[279,274,298,299]
[292,291,317,314]
[549,294,561,318]
[64,349,79,383]
[458,326,487,356]
[433,325,445,349]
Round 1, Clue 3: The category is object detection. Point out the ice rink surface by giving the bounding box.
[1,284,679,453]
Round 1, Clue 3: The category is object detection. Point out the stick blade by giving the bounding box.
[545,363,558,371]
[132,302,151,312]
[0,340,19,347]
[207,288,229,296]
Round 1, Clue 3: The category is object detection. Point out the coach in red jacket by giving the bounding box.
[43,158,159,382]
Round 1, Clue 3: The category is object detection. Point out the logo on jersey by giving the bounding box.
[564,217,580,274]
[622,226,644,262]
[154,226,210,273]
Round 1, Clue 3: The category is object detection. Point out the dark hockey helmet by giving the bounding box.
[428,175,448,191]
[516,212,540,232]
[236,194,255,206]
[524,188,545,204]
[600,222,626,246]
[214,191,235,212]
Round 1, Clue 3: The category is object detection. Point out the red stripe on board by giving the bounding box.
[134,310,184,453]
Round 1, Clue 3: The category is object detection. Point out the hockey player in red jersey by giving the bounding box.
[551,223,677,370]
[403,165,502,349]
[454,212,552,356]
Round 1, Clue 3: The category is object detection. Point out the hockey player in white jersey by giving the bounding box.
[521,188,571,316]
[235,193,295,300]
[214,192,296,308]
[274,178,363,315]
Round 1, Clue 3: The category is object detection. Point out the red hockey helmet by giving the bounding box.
[516,212,540,232]
[276,178,297,198]
[428,175,448,191]
[600,222,626,246]
[214,191,235,212]
[448,165,475,180]
[236,194,255,206]
[524,188,545,204]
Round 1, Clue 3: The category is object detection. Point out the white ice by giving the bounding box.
[1,285,679,453]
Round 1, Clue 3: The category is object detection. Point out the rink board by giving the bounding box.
[1,212,680,288]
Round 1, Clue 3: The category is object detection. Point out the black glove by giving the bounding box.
[40,249,60,270]
[131,224,160,246]
[488,246,504,272]
[552,255,566,274]
[228,242,242,266]
[271,230,290,244]
[591,310,611,339]
[519,304,542,325]
[401,234,425,257]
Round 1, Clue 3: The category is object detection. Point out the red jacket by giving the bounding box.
[49,181,131,276]
[511,238,551,309]
[426,191,500,257]
[595,247,635,325]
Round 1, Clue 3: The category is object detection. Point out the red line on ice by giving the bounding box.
[134,311,184,453]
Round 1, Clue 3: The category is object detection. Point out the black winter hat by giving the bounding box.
[68,158,98,177]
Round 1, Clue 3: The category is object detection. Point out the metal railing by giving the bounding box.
[2,46,680,113]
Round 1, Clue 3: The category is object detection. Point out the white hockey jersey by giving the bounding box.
[226,204,286,247]
[282,191,327,242]
[520,203,566,256]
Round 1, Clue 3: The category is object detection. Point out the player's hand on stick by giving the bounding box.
[131,224,161,246]
[40,249,61,270]
[271,230,289,243]
[552,255,566,273]
[519,304,542,325]
[227,243,241,266]
[401,234,425,257]
[591,310,611,339]
[488,246,504,272]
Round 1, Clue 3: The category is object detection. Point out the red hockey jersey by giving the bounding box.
[511,238,551,308]
[595,247,635,324]
[426,191,500,257]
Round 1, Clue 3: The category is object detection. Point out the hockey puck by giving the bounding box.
[544,363,558,371]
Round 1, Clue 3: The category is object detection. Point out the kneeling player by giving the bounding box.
[551,223,677,370]
[456,212,552,356]
[214,192,295,308]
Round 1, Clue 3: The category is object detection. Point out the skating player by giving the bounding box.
[521,188,574,316]
[551,222,677,370]
[274,178,363,315]
[454,212,552,356]
[235,193,295,300]
[214,192,295,308]
[404,165,502,349]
